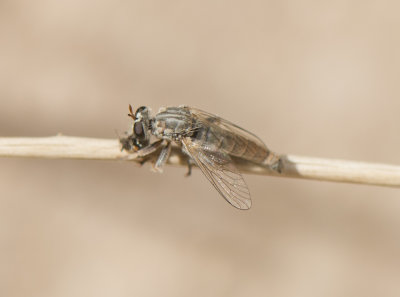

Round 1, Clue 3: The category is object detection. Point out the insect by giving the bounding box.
[120,105,281,209]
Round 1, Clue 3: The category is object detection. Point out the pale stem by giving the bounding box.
[0,135,399,188]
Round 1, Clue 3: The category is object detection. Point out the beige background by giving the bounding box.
[1,1,400,296]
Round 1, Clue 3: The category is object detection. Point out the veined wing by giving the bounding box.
[182,137,251,210]
[187,107,269,163]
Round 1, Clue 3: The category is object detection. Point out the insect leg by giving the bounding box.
[153,141,172,173]
[180,140,195,176]
[185,158,196,177]
[122,139,164,162]
[136,140,164,157]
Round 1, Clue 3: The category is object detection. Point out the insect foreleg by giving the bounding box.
[135,139,164,157]
[122,139,164,163]
[153,142,172,173]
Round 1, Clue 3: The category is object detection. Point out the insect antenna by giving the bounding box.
[128,104,136,120]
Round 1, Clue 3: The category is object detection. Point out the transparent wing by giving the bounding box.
[187,107,269,163]
[182,137,252,210]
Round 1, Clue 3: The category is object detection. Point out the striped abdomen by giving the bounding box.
[191,124,269,164]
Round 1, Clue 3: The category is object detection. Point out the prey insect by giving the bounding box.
[120,105,281,210]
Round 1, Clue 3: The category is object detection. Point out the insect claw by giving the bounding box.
[152,165,163,173]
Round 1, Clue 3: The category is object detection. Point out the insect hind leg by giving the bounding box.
[185,158,196,177]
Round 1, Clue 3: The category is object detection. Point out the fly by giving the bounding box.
[120,105,281,210]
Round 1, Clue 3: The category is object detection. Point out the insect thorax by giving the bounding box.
[152,107,194,141]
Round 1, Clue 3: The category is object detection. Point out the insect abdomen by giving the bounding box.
[219,132,268,163]
[191,125,268,163]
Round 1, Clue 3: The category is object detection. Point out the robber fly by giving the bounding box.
[120,105,281,210]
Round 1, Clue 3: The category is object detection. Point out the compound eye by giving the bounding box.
[134,122,144,137]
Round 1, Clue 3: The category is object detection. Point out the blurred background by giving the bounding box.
[1,0,400,296]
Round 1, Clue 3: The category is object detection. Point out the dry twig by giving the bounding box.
[0,135,399,188]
